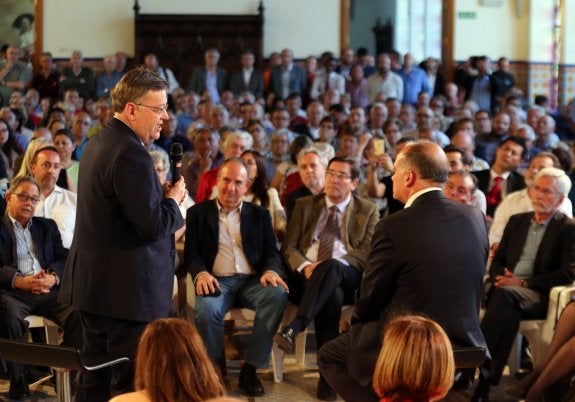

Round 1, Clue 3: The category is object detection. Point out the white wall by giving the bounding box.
[454,0,530,61]
[42,0,339,59]
[562,0,575,64]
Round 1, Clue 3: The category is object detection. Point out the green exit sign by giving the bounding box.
[458,11,477,19]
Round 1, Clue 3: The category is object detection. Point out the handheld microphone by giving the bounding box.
[170,143,183,183]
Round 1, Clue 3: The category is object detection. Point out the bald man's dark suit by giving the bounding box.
[318,191,489,402]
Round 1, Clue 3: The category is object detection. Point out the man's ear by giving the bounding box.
[405,170,416,187]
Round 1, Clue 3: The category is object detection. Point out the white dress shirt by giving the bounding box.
[34,185,77,248]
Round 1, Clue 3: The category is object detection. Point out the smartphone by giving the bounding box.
[201,289,222,297]
[373,139,385,156]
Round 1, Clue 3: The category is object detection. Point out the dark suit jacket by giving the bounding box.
[184,200,283,279]
[281,194,379,273]
[187,66,228,96]
[491,212,575,294]
[0,215,67,290]
[269,64,307,97]
[284,186,312,222]
[347,191,489,386]
[229,69,264,98]
[59,118,184,323]
[474,169,526,200]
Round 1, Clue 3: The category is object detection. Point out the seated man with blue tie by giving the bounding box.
[275,156,379,401]
[184,157,288,397]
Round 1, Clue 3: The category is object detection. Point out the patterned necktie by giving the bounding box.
[486,176,503,212]
[317,206,340,262]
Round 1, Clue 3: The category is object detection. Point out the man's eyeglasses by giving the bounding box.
[326,169,352,180]
[12,193,40,204]
[134,103,168,115]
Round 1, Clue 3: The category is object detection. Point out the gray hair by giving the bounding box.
[516,124,536,141]
[149,149,170,171]
[297,148,328,167]
[221,130,253,152]
[535,167,572,196]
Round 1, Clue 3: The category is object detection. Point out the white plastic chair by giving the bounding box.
[508,284,575,375]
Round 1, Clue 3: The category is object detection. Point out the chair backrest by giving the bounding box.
[452,346,486,368]
[0,338,84,370]
[0,338,129,371]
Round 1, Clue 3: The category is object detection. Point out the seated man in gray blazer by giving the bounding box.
[472,167,575,402]
[185,157,288,397]
[276,156,379,400]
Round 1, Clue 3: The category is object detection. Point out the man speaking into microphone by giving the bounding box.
[59,67,186,401]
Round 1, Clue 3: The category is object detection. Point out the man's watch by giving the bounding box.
[521,279,528,288]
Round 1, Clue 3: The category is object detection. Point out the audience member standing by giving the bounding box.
[229,49,264,99]
[269,48,307,100]
[188,48,227,104]
[366,53,404,105]
[398,53,430,106]
[59,50,95,101]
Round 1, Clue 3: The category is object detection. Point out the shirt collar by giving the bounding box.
[404,187,442,208]
[490,169,511,181]
[325,194,352,213]
[7,213,32,230]
[216,199,243,215]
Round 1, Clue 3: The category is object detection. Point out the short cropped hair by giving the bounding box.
[31,145,59,165]
[221,130,253,152]
[9,176,40,194]
[535,167,572,196]
[499,136,527,159]
[110,67,168,113]
[149,150,170,171]
[373,315,454,402]
[297,148,328,168]
[327,156,360,180]
[400,141,449,183]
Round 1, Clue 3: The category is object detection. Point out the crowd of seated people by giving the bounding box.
[2,42,575,401]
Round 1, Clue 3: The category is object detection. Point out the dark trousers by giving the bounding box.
[317,331,379,402]
[74,313,147,402]
[480,285,546,384]
[0,289,82,382]
[289,259,361,349]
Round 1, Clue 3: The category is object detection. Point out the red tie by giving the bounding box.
[486,176,503,212]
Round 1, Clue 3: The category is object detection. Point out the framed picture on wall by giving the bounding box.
[0,0,35,62]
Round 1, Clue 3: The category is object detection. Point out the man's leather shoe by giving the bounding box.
[317,376,337,401]
[238,364,265,396]
[8,374,30,400]
[274,327,295,352]
[471,378,491,402]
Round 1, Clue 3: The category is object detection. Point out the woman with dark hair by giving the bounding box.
[240,150,286,237]
[110,318,226,402]
[0,119,21,179]
[53,128,78,190]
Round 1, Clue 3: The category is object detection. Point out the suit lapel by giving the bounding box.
[206,201,220,246]
[533,214,563,273]
[30,218,46,268]
[343,196,355,245]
